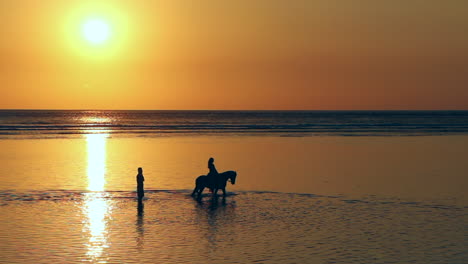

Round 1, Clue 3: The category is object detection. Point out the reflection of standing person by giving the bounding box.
[207,157,218,191]
[136,167,145,200]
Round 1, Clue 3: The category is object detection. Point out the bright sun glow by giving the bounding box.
[82,19,111,45]
[64,5,129,58]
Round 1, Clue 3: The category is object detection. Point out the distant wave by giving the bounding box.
[1,110,468,137]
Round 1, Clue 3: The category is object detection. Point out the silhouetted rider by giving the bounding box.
[207,157,218,191]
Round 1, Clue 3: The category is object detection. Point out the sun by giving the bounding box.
[64,6,129,58]
[82,19,111,45]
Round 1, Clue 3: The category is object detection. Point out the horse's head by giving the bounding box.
[228,171,237,185]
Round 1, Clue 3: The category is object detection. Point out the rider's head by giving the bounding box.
[208,157,214,164]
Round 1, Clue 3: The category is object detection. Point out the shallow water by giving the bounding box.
[1,136,467,203]
[0,191,466,264]
[0,135,467,263]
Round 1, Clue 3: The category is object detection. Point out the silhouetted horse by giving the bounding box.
[191,170,237,198]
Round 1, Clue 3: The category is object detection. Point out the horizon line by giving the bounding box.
[1,108,468,112]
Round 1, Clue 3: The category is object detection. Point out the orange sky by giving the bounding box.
[1,0,468,110]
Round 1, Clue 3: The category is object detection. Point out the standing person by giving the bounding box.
[136,167,145,200]
[207,157,218,192]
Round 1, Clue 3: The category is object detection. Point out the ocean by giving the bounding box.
[2,110,468,138]
[0,110,467,263]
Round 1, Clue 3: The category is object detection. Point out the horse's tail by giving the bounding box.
[195,175,206,185]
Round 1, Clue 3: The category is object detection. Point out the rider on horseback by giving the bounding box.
[207,157,218,192]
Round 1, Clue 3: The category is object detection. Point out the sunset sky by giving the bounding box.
[1,0,467,110]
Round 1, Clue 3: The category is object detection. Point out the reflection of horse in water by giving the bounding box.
[191,171,237,198]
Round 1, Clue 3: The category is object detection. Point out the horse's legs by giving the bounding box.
[197,187,205,198]
[191,186,198,196]
[222,188,226,197]
[213,188,218,197]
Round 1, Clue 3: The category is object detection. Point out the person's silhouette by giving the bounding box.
[207,158,218,191]
[136,167,145,201]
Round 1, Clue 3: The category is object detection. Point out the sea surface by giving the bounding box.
[0,110,467,263]
[2,110,468,138]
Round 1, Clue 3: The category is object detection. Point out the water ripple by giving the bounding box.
[0,191,466,263]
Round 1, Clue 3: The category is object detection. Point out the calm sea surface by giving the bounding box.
[0,110,467,263]
[2,110,468,138]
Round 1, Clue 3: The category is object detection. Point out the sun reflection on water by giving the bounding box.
[86,134,108,191]
[83,193,111,262]
[81,115,112,124]
[83,133,111,262]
